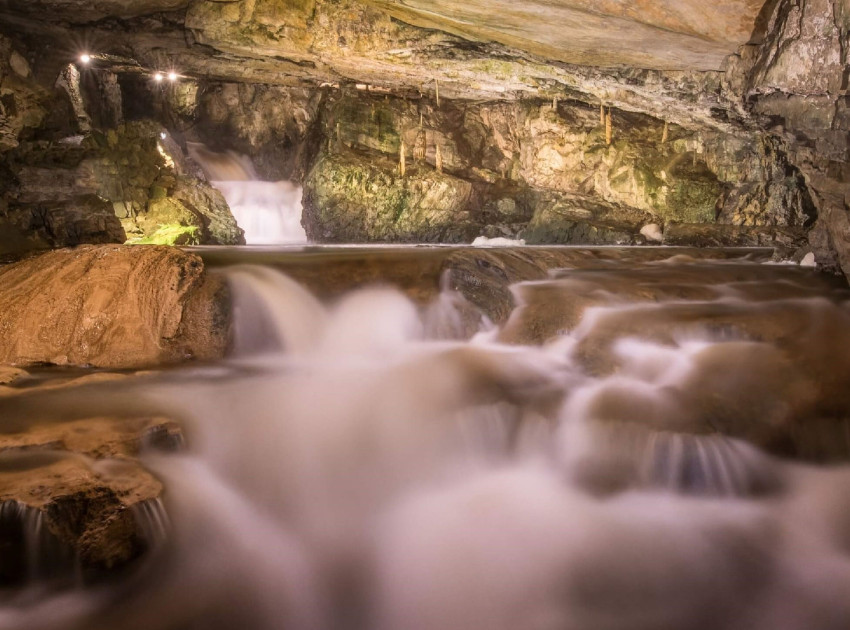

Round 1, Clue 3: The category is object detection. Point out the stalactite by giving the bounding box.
[435,78,440,107]
[600,103,605,126]
[661,121,668,144]
[435,143,443,173]
[605,109,613,146]
[399,140,406,176]
[414,131,425,163]
[419,111,423,128]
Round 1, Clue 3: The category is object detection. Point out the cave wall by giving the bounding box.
[297,90,816,246]
[0,0,846,268]
[0,35,244,257]
[142,78,815,248]
[726,0,849,274]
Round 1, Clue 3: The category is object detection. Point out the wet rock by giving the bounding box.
[303,151,476,242]
[0,245,230,369]
[0,36,48,153]
[3,119,244,252]
[194,83,322,182]
[663,223,807,249]
[522,194,646,245]
[301,92,810,247]
[0,408,177,580]
[0,368,182,583]
[497,260,847,346]
[0,194,125,256]
[725,0,849,278]
[0,366,27,385]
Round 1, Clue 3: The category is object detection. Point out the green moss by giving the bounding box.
[305,152,474,242]
[127,224,200,246]
[471,59,519,81]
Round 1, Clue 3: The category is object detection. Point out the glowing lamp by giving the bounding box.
[79,53,91,64]
[154,72,164,82]
[167,71,178,81]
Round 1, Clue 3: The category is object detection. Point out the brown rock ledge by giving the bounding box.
[0,245,230,369]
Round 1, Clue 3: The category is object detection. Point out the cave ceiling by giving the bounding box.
[360,0,772,70]
[0,0,774,131]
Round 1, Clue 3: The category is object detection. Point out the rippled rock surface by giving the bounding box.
[0,245,230,369]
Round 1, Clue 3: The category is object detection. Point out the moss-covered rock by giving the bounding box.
[308,93,809,247]
[2,117,244,255]
[128,224,200,246]
[303,151,476,242]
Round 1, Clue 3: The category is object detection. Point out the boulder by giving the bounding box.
[303,151,476,242]
[0,370,181,584]
[0,245,230,369]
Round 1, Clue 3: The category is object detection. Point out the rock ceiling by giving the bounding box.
[0,0,777,136]
[360,0,772,70]
[0,0,771,71]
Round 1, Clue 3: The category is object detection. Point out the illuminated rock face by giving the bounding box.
[360,0,769,70]
[0,245,230,369]
[297,92,813,247]
[0,0,846,273]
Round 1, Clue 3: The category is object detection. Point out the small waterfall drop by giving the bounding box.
[5,253,850,630]
[0,500,75,591]
[187,143,307,245]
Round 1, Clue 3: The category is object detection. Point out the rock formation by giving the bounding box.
[0,369,182,583]
[0,0,846,271]
[0,245,231,369]
[0,34,244,254]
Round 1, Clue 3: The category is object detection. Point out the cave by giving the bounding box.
[0,1,849,628]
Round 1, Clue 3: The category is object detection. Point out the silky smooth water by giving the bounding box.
[187,143,307,245]
[3,251,850,630]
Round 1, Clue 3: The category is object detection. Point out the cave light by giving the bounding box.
[79,53,91,64]
[167,71,178,81]
[160,132,167,140]
[154,72,164,82]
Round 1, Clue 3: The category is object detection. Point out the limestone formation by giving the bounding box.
[0,245,231,369]
[725,0,849,277]
[295,92,812,246]
[303,151,476,242]
[0,0,845,276]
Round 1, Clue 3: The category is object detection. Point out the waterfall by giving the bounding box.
[3,253,850,629]
[0,501,75,591]
[187,143,307,245]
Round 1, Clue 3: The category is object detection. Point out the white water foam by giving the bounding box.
[187,143,307,245]
[3,257,850,630]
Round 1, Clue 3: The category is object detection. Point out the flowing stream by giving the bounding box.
[3,249,850,629]
[187,143,307,245]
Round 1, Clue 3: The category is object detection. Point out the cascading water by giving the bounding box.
[0,500,75,592]
[3,252,850,629]
[187,143,307,245]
